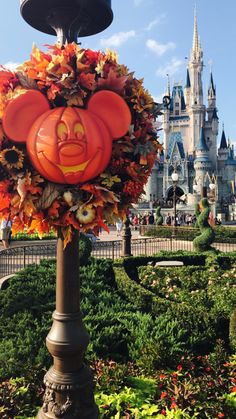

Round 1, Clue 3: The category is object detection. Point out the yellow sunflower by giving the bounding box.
[0,146,24,170]
[76,206,96,224]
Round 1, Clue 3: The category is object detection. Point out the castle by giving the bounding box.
[145,11,236,218]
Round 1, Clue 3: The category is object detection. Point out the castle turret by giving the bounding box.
[194,127,211,193]
[212,107,219,135]
[208,73,216,107]
[218,127,229,170]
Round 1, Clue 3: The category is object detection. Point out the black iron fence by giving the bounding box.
[0,242,56,281]
[0,238,236,282]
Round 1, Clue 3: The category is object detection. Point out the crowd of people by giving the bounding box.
[128,211,197,227]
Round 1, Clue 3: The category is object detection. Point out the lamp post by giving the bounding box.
[209,178,216,220]
[171,170,179,227]
[19,1,113,418]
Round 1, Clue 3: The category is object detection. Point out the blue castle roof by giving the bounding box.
[166,132,185,159]
[219,129,227,149]
[226,148,236,165]
[196,128,209,152]
[169,85,186,111]
[208,72,216,96]
[212,108,218,120]
[185,69,191,88]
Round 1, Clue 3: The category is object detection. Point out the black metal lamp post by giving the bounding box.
[19,1,113,418]
[171,169,179,228]
[121,217,132,257]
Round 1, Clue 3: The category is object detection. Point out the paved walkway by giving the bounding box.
[0,226,141,250]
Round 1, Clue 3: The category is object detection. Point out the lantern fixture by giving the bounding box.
[171,171,179,183]
[20,0,113,44]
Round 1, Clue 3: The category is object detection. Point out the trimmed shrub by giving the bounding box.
[193,198,215,252]
[156,206,163,225]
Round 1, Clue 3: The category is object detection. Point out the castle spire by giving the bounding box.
[208,72,216,97]
[185,68,191,88]
[192,6,200,58]
[219,127,227,149]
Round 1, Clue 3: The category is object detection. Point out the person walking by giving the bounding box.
[115,218,123,236]
[0,216,12,249]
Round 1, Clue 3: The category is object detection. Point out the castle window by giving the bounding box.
[175,102,179,107]
[175,110,179,115]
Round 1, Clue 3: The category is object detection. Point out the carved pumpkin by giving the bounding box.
[3,90,131,184]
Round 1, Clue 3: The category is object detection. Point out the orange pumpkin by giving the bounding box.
[3,90,131,184]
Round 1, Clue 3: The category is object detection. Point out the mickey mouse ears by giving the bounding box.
[88,90,131,138]
[3,90,50,143]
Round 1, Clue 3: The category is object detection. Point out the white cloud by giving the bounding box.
[3,61,20,71]
[146,39,175,56]
[145,14,166,31]
[156,57,183,77]
[100,31,136,48]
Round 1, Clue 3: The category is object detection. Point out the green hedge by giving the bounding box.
[114,252,207,316]
[141,225,236,243]
[114,266,170,315]
[12,231,56,241]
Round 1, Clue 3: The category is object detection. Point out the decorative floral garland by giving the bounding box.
[0,43,161,244]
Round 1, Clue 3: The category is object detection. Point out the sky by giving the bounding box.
[1,0,236,144]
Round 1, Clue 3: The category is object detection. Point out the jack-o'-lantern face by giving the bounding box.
[27,107,112,184]
[2,90,131,185]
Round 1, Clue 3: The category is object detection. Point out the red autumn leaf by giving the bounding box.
[0,180,11,193]
[78,72,96,90]
[48,200,60,218]
[0,193,11,211]
[62,211,81,230]
[0,67,18,92]
[97,67,127,94]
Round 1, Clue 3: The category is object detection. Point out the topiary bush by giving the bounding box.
[155,206,163,225]
[193,198,215,252]
[194,202,200,228]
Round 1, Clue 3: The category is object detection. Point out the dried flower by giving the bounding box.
[0,146,24,170]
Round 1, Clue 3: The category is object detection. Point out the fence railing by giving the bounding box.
[0,242,56,281]
[1,237,236,281]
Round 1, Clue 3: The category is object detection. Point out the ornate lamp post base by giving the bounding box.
[38,367,97,418]
[37,232,99,419]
